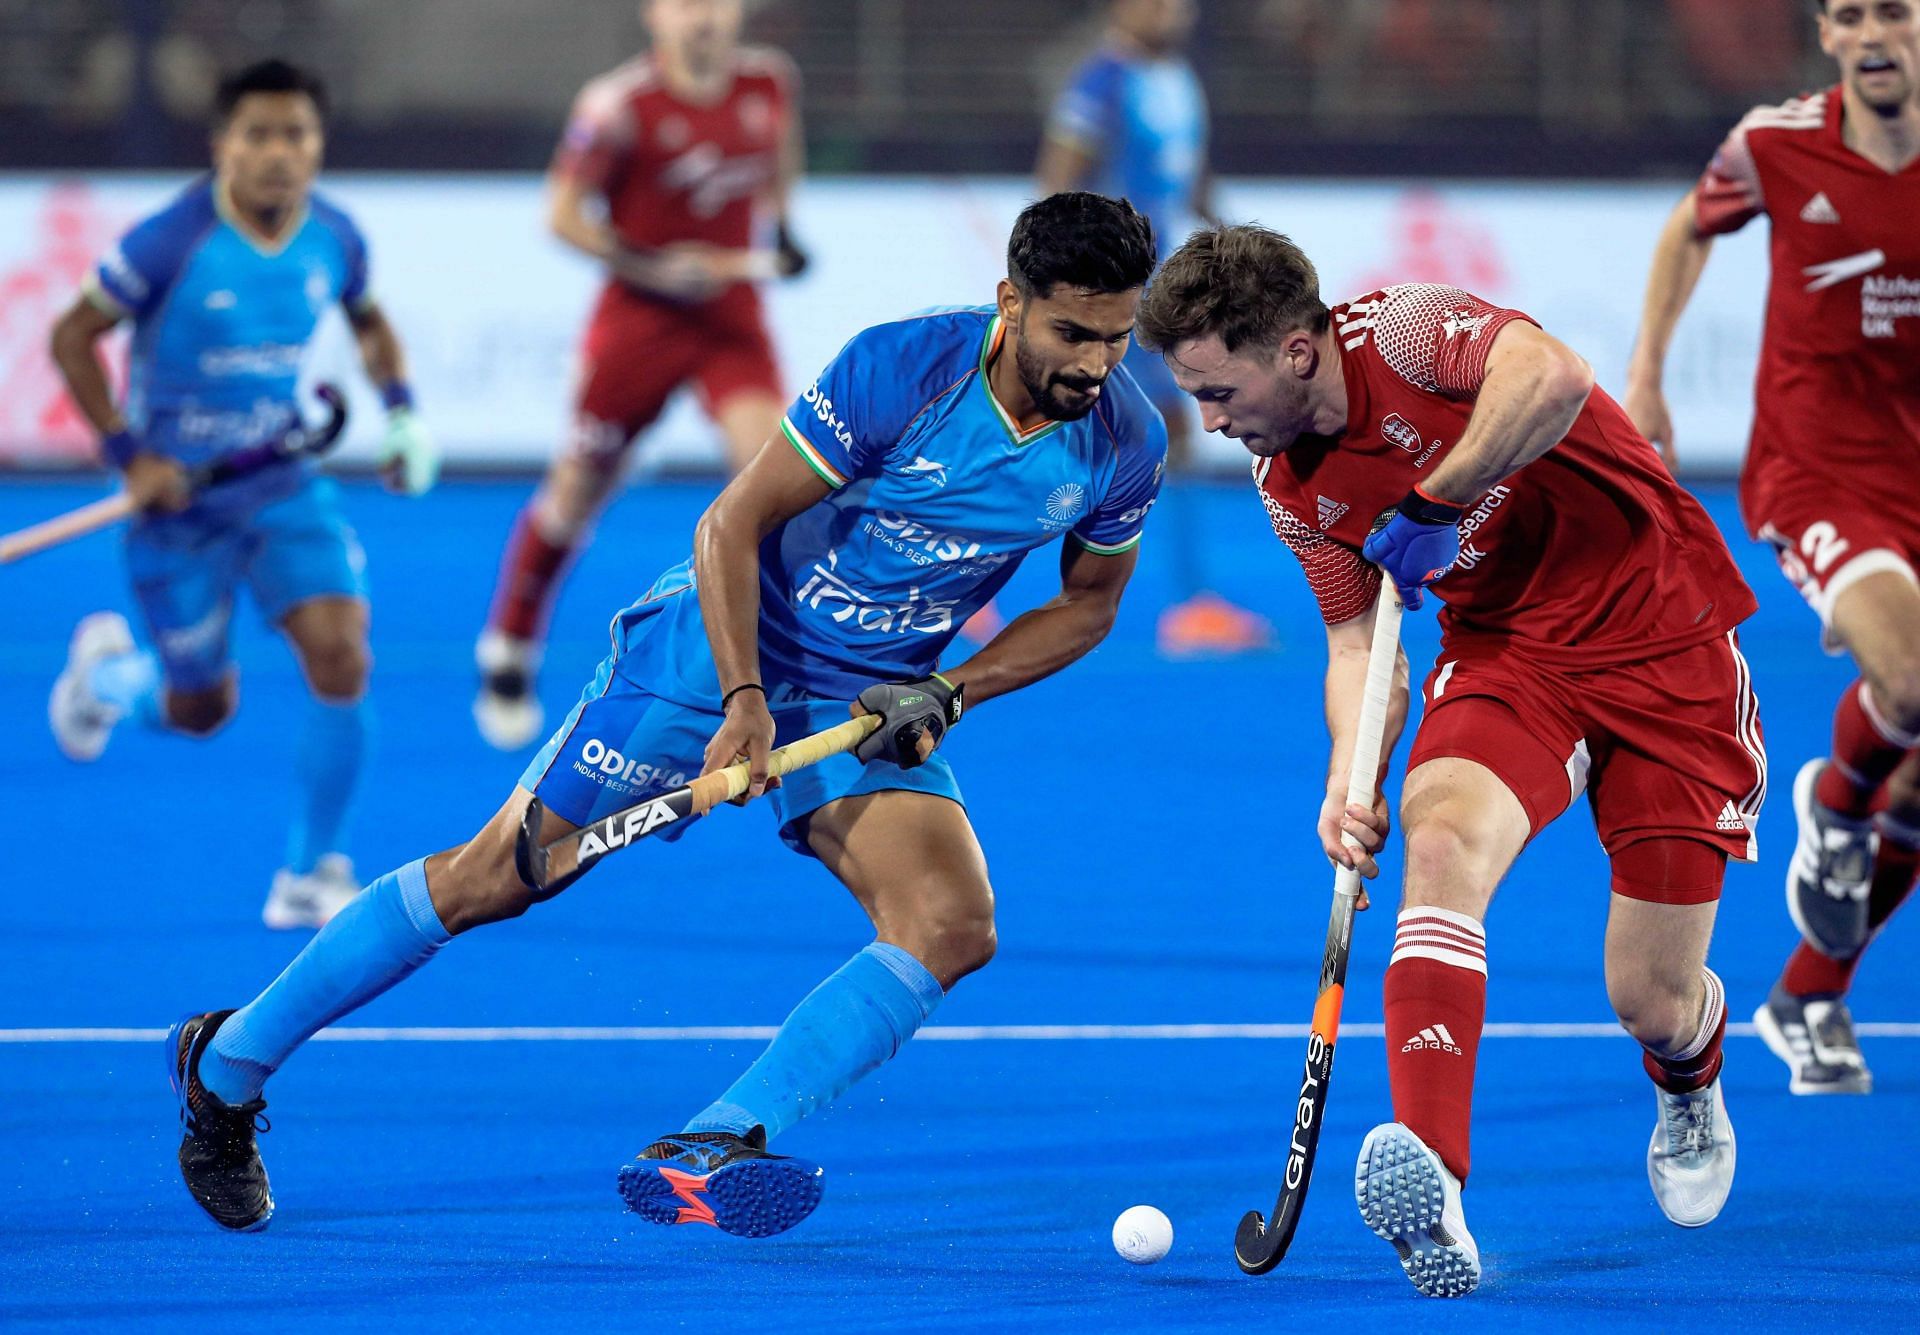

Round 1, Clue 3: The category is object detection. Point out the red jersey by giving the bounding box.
[555,48,794,254]
[1693,88,1920,505]
[1257,284,1757,670]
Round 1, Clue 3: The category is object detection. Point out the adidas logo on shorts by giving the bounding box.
[1716,801,1749,833]
[1402,1023,1462,1055]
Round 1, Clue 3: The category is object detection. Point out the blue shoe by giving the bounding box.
[166,1009,275,1232]
[617,1126,822,1238]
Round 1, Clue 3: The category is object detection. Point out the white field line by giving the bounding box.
[3,1021,1920,1044]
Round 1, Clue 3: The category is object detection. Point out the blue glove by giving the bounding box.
[1361,490,1464,611]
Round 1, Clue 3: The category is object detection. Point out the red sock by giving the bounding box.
[487,507,575,641]
[1781,940,1857,997]
[1643,968,1725,1093]
[1384,908,1486,1183]
[1868,818,1920,933]
[1814,682,1920,817]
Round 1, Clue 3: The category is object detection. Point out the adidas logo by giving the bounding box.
[1800,192,1840,224]
[1317,495,1350,529]
[1401,1023,1462,1055]
[1716,801,1749,833]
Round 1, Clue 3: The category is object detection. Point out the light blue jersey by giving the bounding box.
[1049,45,1207,248]
[87,177,371,687]
[522,306,1167,853]
[88,175,369,519]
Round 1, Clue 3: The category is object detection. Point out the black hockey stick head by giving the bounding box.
[199,382,349,487]
[513,795,588,900]
[1234,1019,1339,1274]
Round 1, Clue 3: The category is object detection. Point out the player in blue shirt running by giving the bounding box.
[164,193,1164,1238]
[45,60,438,929]
[1039,0,1271,658]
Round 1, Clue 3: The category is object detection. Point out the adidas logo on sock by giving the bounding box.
[1317,495,1350,529]
[1716,801,1749,833]
[1799,192,1840,224]
[1401,1023,1462,1055]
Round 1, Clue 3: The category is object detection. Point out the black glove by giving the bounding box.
[774,219,810,279]
[854,673,963,768]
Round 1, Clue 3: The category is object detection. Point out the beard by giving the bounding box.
[1854,65,1914,116]
[1014,332,1105,422]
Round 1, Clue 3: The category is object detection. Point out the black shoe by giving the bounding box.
[1752,981,1873,1095]
[166,1010,275,1231]
[616,1126,823,1238]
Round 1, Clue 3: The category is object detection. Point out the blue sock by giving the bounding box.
[287,697,370,874]
[87,649,163,728]
[200,858,449,1106]
[686,942,944,1139]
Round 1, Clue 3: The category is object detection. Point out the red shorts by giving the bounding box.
[567,283,781,462]
[1407,632,1768,903]
[1744,459,1920,653]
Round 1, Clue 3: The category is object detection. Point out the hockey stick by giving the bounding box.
[515,712,881,897]
[1235,583,1405,1275]
[0,384,348,565]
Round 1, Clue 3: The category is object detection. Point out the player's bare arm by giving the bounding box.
[1317,599,1411,903]
[346,300,437,495]
[1415,322,1594,507]
[546,169,725,302]
[47,292,189,513]
[1625,189,1715,471]
[1035,134,1098,195]
[941,539,1136,709]
[692,434,833,795]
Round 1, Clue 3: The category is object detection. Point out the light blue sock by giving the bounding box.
[686,942,945,1139]
[87,649,163,728]
[287,697,370,874]
[200,858,449,1106]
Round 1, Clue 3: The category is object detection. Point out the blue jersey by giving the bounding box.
[711,306,1165,698]
[87,176,370,514]
[1049,45,1207,246]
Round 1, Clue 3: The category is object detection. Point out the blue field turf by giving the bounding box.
[1,477,1916,1332]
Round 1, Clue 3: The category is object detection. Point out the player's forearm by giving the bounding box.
[943,590,1119,708]
[691,497,768,697]
[1323,642,1410,794]
[351,308,409,394]
[48,318,126,440]
[1628,193,1713,386]
[1419,339,1595,506]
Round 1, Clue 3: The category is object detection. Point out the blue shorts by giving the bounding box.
[519,578,965,858]
[123,476,366,692]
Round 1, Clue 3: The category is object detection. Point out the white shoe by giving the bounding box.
[1647,1075,1735,1227]
[49,611,136,762]
[1356,1121,1481,1298]
[474,629,544,751]
[263,853,362,930]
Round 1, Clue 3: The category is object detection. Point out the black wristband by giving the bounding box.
[1396,488,1464,526]
[721,683,766,710]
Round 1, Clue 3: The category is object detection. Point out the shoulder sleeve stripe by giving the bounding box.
[780,416,849,487]
[1071,531,1142,556]
[80,272,130,317]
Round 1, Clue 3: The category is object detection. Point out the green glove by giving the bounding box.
[380,406,439,496]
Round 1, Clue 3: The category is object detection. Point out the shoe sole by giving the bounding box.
[1751,1002,1873,1096]
[1785,760,1870,958]
[473,693,544,752]
[164,1014,274,1233]
[617,1157,823,1239]
[1355,1125,1479,1298]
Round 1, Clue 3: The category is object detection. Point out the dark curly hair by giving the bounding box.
[1136,224,1331,354]
[1007,192,1157,298]
[215,59,329,125]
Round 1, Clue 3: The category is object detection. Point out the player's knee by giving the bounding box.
[1401,809,1499,905]
[166,682,235,736]
[302,636,371,701]
[1606,966,1698,1053]
[1867,663,1920,733]
[429,838,536,936]
[904,889,997,987]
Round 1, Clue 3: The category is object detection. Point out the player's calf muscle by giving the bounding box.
[166,681,235,736]
[424,790,566,934]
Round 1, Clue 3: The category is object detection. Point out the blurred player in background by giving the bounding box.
[1038,0,1271,656]
[474,0,807,749]
[44,59,437,929]
[165,194,1163,1239]
[1142,227,1765,1297]
[1626,0,1920,1094]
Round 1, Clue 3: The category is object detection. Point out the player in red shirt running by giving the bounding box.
[1626,0,1920,1095]
[1140,227,1766,1298]
[475,0,806,749]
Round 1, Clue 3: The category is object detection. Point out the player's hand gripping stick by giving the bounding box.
[852,673,963,769]
[1361,488,1463,610]
[1234,582,1405,1275]
[0,384,349,565]
[514,713,882,898]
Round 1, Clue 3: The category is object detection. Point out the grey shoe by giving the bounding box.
[1786,759,1876,958]
[1753,982,1873,1095]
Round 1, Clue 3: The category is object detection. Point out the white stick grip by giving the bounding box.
[1335,587,1406,888]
